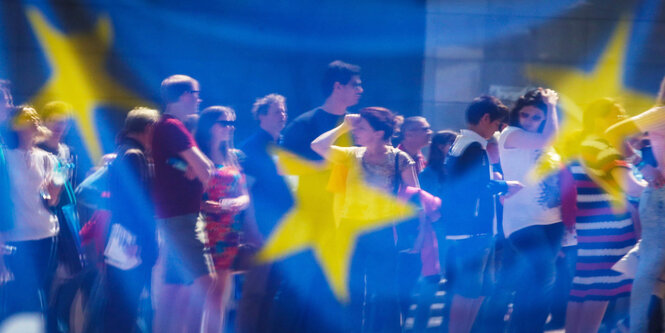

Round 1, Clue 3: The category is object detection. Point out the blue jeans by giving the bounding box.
[1,237,58,321]
[631,186,665,333]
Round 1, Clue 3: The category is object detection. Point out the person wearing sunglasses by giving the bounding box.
[195,106,249,333]
[497,88,563,332]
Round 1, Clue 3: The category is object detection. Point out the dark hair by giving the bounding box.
[427,130,458,182]
[359,107,402,141]
[465,95,509,125]
[120,107,159,139]
[195,106,238,167]
[508,88,548,132]
[251,93,286,120]
[160,75,198,104]
[321,60,361,97]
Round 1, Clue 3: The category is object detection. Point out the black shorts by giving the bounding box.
[445,235,493,298]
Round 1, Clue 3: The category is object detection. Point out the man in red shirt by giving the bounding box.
[152,75,215,333]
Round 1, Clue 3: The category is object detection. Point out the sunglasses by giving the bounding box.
[519,112,543,121]
[215,120,235,127]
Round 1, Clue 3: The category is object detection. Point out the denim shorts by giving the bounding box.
[158,214,214,285]
[445,235,493,298]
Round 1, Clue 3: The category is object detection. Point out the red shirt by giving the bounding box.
[151,115,203,218]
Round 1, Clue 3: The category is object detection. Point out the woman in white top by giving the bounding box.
[498,88,562,333]
[1,106,62,317]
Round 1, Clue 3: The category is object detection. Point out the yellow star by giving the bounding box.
[525,19,655,178]
[25,7,153,159]
[257,149,416,301]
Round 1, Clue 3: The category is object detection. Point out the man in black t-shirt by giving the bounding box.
[279,61,362,332]
[282,60,363,159]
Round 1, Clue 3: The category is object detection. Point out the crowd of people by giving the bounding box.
[0,59,664,333]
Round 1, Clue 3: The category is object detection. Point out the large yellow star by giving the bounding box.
[526,18,655,178]
[26,7,152,159]
[257,149,416,301]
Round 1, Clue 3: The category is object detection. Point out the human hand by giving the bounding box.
[202,200,222,214]
[343,113,361,129]
[540,88,559,107]
[220,196,250,212]
[503,180,524,198]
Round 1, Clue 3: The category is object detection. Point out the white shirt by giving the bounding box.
[498,126,562,237]
[3,148,59,242]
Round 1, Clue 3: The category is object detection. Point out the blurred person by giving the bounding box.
[237,94,294,333]
[1,106,62,321]
[419,130,457,268]
[394,116,434,318]
[279,60,362,332]
[282,60,362,160]
[195,106,249,333]
[443,96,522,333]
[565,99,645,333]
[152,75,215,333]
[397,116,432,173]
[0,81,14,320]
[311,107,418,333]
[606,77,665,332]
[497,88,562,333]
[37,101,84,332]
[102,107,160,332]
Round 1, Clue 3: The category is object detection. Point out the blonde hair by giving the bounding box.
[40,101,73,122]
[9,105,51,146]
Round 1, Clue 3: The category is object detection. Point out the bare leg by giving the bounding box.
[448,294,484,333]
[578,300,608,333]
[565,301,582,333]
[154,283,185,333]
[185,274,215,333]
[203,270,231,333]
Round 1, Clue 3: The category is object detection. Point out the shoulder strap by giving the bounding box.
[393,150,400,195]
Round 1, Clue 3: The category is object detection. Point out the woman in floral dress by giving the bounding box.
[195,106,249,333]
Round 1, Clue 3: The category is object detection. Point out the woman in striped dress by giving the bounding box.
[565,99,646,333]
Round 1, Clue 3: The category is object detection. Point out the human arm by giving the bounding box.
[241,198,263,247]
[401,164,419,189]
[44,154,62,207]
[179,146,214,186]
[605,119,642,152]
[503,88,559,149]
[457,143,522,196]
[311,114,358,159]
[610,167,646,198]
